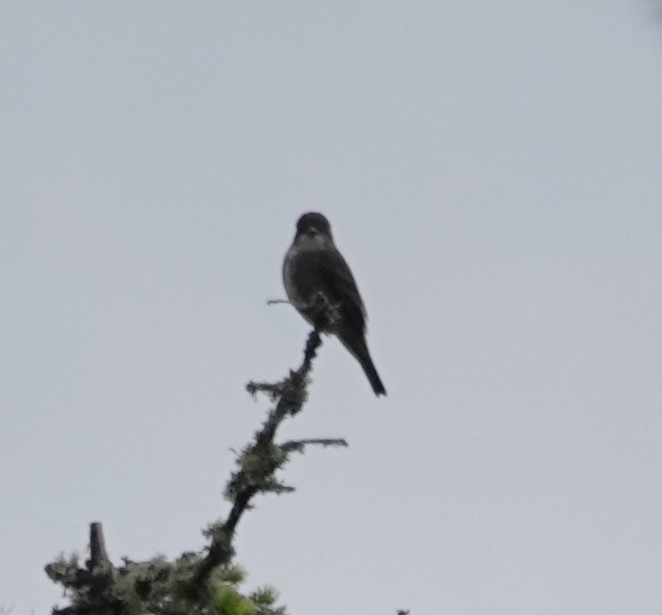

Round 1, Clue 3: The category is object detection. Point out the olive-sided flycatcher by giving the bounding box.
[283,212,386,396]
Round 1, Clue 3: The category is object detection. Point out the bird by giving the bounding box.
[282,212,386,396]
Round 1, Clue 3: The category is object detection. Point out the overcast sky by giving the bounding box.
[2,2,662,614]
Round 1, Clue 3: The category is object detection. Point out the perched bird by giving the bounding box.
[283,212,386,396]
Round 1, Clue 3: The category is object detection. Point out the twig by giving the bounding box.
[281,438,348,452]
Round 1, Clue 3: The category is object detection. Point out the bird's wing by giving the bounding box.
[316,248,367,333]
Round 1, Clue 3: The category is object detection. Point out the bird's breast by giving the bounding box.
[282,246,333,329]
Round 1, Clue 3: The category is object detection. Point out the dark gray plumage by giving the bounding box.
[283,212,386,396]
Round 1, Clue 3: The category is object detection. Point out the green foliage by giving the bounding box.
[223,564,247,585]
[211,586,256,615]
[45,550,286,615]
[250,586,278,607]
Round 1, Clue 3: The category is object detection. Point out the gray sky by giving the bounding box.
[2,2,662,613]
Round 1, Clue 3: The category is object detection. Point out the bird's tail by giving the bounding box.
[340,332,387,397]
[360,353,387,397]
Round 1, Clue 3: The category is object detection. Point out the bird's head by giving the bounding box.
[294,212,333,242]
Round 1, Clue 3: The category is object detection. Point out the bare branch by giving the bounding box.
[281,438,348,452]
[45,328,344,615]
[88,522,110,570]
[195,329,325,584]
